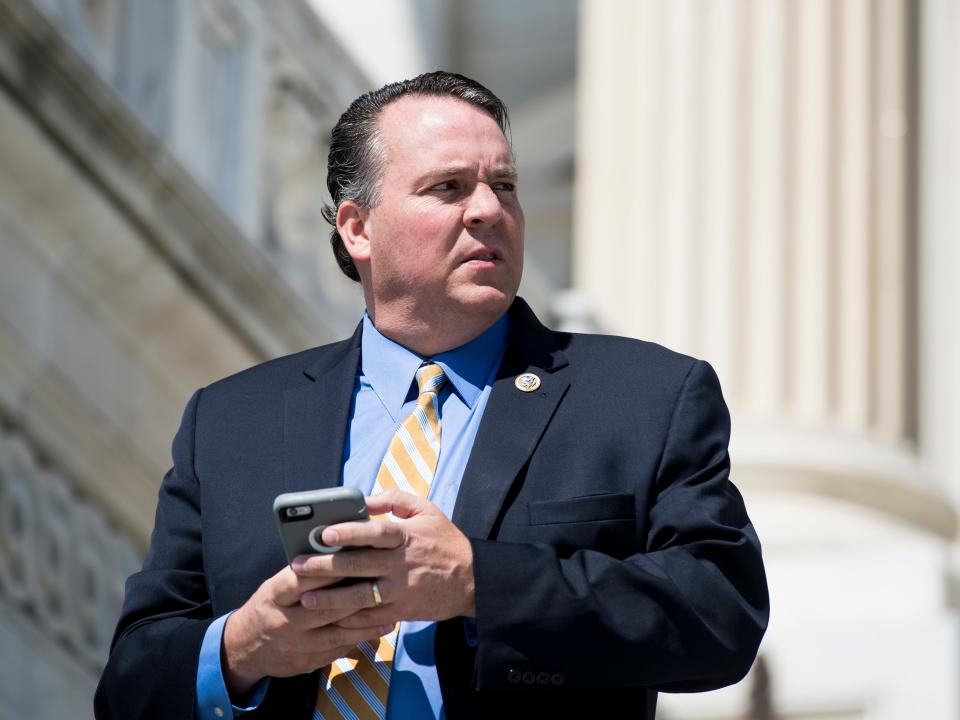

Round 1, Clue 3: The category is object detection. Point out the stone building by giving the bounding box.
[576,2,960,718]
[0,0,368,715]
[3,0,959,719]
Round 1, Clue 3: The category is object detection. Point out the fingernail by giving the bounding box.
[323,529,339,545]
[303,593,317,609]
[292,557,306,572]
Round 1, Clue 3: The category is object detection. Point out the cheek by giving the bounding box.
[505,214,525,255]
[500,200,524,234]
[409,206,461,239]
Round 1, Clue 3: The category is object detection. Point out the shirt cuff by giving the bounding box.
[196,612,270,719]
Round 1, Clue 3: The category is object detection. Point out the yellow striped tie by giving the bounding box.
[315,363,447,720]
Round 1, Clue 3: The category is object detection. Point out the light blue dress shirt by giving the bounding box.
[196,313,509,720]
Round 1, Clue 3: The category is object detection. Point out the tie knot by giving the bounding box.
[416,363,447,396]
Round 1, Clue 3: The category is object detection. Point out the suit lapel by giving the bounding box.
[452,300,570,539]
[283,325,362,495]
[281,301,569,537]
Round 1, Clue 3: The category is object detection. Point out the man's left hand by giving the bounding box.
[291,489,476,626]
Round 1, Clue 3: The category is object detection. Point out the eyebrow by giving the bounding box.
[415,164,518,185]
[488,166,519,180]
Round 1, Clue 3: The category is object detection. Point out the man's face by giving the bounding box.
[359,95,524,327]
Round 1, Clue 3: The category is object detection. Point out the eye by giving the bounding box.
[493,181,517,193]
[429,180,460,192]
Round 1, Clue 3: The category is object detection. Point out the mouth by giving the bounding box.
[464,251,501,264]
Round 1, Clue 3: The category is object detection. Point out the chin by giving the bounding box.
[454,285,516,317]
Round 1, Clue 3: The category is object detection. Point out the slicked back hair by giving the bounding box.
[322,71,511,281]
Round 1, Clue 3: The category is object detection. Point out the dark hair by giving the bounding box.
[322,71,511,281]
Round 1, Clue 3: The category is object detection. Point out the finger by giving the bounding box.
[311,622,395,650]
[301,580,380,612]
[334,606,398,629]
[326,643,357,658]
[294,548,394,579]
[307,643,358,669]
[321,518,404,549]
[278,601,355,632]
[297,605,364,630]
[364,489,427,520]
[304,642,391,674]
[271,566,348,607]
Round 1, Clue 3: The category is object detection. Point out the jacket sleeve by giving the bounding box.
[465,360,769,693]
[94,388,319,720]
[94,389,215,719]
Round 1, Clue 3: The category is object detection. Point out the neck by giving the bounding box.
[367,305,504,357]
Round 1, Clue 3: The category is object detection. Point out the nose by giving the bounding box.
[463,183,504,227]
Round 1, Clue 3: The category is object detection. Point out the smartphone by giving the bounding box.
[273,487,369,564]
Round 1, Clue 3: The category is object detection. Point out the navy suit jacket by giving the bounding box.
[95,299,768,719]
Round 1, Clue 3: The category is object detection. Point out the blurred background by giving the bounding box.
[0,0,957,717]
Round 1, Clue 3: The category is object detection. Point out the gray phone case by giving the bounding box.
[273,487,369,564]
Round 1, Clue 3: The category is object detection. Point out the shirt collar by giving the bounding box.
[360,312,510,420]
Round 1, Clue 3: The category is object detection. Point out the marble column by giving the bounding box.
[574,0,940,530]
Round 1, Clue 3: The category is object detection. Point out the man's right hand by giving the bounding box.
[221,564,392,696]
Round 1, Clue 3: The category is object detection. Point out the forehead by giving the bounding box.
[377,95,513,169]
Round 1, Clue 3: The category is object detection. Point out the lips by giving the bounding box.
[463,250,500,263]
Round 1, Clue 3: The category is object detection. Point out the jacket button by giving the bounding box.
[507,669,522,684]
[536,672,550,685]
[551,673,566,686]
[522,671,536,685]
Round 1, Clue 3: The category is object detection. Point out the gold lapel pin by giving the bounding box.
[514,373,541,393]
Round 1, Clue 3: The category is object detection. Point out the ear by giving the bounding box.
[337,200,371,264]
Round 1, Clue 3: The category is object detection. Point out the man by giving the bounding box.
[95,72,768,720]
